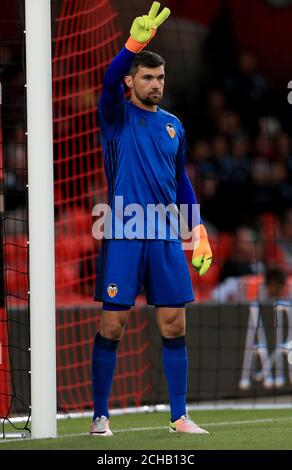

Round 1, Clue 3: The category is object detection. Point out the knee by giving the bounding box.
[161,317,185,338]
[100,318,127,341]
[101,322,125,341]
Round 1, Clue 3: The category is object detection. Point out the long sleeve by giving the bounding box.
[99,47,135,123]
[176,169,202,230]
[176,128,202,230]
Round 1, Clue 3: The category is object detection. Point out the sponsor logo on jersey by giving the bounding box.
[107,283,118,298]
[166,123,176,139]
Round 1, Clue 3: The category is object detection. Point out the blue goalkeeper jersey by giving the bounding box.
[99,97,186,240]
[97,47,200,241]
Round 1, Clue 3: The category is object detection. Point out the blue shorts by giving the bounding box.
[94,239,194,307]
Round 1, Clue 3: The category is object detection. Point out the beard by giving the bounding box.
[135,90,162,106]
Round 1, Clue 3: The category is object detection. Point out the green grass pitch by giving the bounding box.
[1,409,292,450]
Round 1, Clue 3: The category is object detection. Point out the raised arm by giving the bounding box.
[100,48,135,113]
[99,2,171,122]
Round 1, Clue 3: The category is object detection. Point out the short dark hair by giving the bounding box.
[128,51,165,76]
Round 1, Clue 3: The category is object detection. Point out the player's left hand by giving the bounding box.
[192,224,212,276]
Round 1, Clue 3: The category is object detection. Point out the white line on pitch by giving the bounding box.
[1,416,292,443]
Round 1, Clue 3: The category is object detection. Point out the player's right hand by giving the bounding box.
[125,2,171,53]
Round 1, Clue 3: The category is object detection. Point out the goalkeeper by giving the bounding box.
[92,2,212,436]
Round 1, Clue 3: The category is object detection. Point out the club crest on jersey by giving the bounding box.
[107,283,118,298]
[166,123,176,139]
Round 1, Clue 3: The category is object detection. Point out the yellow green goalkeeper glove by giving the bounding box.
[192,224,213,276]
[125,1,171,53]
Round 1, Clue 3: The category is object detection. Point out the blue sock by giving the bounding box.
[92,333,119,420]
[162,336,187,422]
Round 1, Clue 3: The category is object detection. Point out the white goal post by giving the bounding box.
[25,0,57,439]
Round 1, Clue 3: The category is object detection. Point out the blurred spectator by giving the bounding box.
[270,161,292,212]
[212,134,232,181]
[260,266,289,302]
[220,226,264,282]
[198,174,221,228]
[230,137,251,184]
[275,133,292,181]
[250,157,273,216]
[276,209,292,274]
[207,88,226,118]
[251,150,292,227]
[276,133,292,160]
[191,139,214,176]
[224,50,266,135]
[199,133,252,230]
[212,266,291,303]
[198,88,226,138]
[215,110,244,140]
[258,116,281,139]
[168,0,292,87]
[254,135,274,160]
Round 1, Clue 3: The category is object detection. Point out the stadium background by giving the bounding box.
[1,0,292,429]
